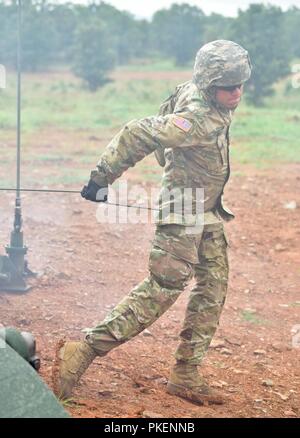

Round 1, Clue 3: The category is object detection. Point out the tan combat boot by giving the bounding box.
[167,363,224,405]
[52,339,97,400]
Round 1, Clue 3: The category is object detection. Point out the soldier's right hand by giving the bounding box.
[81,179,108,203]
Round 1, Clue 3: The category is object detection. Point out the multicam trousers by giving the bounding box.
[86,223,229,365]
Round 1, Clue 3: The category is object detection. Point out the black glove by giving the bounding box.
[81,179,108,203]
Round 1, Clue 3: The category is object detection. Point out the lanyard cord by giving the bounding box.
[0,188,159,212]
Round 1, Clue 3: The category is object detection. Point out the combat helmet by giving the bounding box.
[193,40,252,90]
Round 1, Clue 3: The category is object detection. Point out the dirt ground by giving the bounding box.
[0,160,299,418]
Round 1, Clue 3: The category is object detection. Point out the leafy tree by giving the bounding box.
[133,19,151,59]
[0,0,297,97]
[83,2,146,65]
[151,3,205,65]
[49,3,79,64]
[0,2,17,67]
[0,0,58,71]
[72,19,116,91]
[21,0,58,71]
[283,7,300,59]
[229,4,292,106]
[203,13,233,43]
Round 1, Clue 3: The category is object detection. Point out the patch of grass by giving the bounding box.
[288,302,300,308]
[119,57,192,72]
[38,172,88,186]
[240,310,268,325]
[212,361,227,369]
[0,177,14,187]
[0,70,178,133]
[231,102,300,165]
[231,169,246,177]
[30,154,72,163]
[59,397,75,409]
[1,63,299,175]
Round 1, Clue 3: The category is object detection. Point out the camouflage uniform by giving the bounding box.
[85,78,233,365]
[53,40,252,401]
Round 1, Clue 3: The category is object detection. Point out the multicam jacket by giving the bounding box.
[91,81,234,226]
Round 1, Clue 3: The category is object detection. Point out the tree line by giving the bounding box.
[0,1,300,105]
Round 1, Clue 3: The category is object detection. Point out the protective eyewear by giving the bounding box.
[217,84,243,92]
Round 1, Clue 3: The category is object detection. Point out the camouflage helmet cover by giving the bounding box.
[193,40,252,90]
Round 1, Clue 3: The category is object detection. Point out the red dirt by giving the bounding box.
[0,162,299,418]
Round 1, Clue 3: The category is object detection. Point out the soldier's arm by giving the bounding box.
[91,113,202,185]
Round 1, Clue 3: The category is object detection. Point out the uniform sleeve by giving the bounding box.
[91,113,204,185]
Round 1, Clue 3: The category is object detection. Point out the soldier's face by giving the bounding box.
[215,84,243,109]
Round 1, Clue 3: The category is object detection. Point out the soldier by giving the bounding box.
[52,40,252,405]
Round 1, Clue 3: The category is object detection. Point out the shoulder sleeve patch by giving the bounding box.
[172,116,193,133]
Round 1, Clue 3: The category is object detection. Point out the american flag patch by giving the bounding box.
[172,116,192,132]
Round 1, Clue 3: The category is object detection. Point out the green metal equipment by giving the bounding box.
[0,341,69,418]
[0,327,40,371]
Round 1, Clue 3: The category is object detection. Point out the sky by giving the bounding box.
[52,0,300,19]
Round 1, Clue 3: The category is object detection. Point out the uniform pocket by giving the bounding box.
[152,224,201,264]
[201,229,228,259]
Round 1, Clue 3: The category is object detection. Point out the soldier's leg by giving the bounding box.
[175,227,229,364]
[167,227,229,404]
[53,224,199,399]
[85,224,199,354]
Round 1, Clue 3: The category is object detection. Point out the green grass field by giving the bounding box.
[0,61,299,186]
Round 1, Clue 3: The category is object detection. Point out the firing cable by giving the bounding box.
[0,188,159,212]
